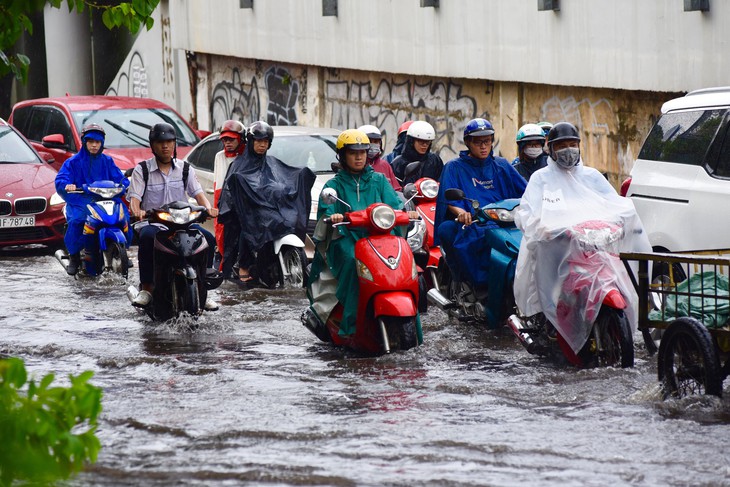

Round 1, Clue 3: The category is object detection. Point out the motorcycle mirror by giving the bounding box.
[330,162,341,173]
[444,188,466,200]
[321,187,352,210]
[404,161,421,178]
[402,183,417,199]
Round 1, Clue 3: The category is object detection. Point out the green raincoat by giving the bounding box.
[308,166,416,336]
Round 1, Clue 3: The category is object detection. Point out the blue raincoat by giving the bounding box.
[54,139,129,254]
[435,150,526,285]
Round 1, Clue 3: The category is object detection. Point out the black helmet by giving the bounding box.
[546,122,581,148]
[81,123,105,140]
[247,121,274,145]
[148,123,177,144]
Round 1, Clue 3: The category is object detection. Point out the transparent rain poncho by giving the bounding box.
[513,158,651,354]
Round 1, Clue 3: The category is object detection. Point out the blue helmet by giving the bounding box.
[463,118,494,139]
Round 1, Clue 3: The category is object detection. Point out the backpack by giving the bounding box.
[138,159,189,198]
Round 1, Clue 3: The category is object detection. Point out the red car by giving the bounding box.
[9,95,206,172]
[0,118,66,248]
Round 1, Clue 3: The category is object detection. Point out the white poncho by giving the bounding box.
[513,158,651,354]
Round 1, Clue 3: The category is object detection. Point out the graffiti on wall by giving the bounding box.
[541,95,632,183]
[209,68,261,131]
[106,51,148,97]
[265,66,299,126]
[209,65,302,131]
[325,78,489,160]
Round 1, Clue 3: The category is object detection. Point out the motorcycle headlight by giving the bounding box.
[158,207,199,224]
[370,205,396,231]
[356,258,374,281]
[407,220,426,251]
[50,192,65,206]
[89,186,123,199]
[411,256,418,280]
[485,207,516,222]
[418,178,439,199]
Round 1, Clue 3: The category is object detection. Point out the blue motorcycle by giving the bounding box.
[55,180,131,278]
[427,188,521,328]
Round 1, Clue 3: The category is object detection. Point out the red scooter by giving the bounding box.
[302,188,422,355]
[509,220,635,367]
[404,177,442,312]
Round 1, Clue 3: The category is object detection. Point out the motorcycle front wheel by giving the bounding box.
[590,307,634,368]
[280,246,308,288]
[104,241,129,279]
[380,316,419,352]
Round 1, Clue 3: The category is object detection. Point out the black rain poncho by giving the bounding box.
[219,151,315,250]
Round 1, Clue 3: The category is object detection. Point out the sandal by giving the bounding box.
[237,269,255,283]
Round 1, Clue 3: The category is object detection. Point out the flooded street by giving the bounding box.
[2,246,730,486]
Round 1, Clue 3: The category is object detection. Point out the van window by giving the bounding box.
[638,109,725,166]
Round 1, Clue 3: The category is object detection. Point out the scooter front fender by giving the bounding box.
[602,289,627,309]
[174,265,198,280]
[373,291,417,318]
[273,234,305,254]
[98,227,127,251]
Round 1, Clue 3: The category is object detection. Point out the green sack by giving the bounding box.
[649,271,730,328]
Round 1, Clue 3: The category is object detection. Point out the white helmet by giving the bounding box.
[357,124,382,139]
[406,121,436,141]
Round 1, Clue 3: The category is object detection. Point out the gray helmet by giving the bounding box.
[247,121,274,145]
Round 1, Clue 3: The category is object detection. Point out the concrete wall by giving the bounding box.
[197,56,675,188]
[171,0,727,93]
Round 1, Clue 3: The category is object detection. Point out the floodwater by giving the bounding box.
[2,246,730,486]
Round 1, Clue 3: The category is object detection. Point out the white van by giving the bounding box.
[623,87,730,253]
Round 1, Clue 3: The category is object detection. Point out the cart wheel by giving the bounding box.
[658,317,722,399]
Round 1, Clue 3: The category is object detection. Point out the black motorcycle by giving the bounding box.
[127,201,223,321]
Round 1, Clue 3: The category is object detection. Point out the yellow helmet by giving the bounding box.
[336,129,370,152]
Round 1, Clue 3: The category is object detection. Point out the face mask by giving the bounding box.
[554,147,580,168]
[367,144,381,159]
[523,147,543,160]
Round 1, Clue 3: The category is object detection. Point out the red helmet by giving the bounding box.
[219,120,245,140]
[397,120,414,136]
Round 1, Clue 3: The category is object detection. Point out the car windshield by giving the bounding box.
[71,108,199,149]
[269,134,338,173]
[0,127,41,164]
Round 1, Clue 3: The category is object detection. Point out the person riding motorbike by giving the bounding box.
[212,120,246,270]
[513,121,651,352]
[54,123,130,275]
[392,121,444,185]
[218,120,315,284]
[127,122,219,310]
[357,124,402,191]
[307,129,418,337]
[511,123,548,181]
[384,120,413,165]
[536,121,553,154]
[435,118,527,287]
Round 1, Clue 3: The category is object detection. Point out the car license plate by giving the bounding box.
[0,216,35,228]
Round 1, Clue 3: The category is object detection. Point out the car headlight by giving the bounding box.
[89,186,123,199]
[356,258,374,281]
[50,192,65,206]
[485,207,516,222]
[418,178,439,198]
[370,205,396,231]
[158,207,199,224]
